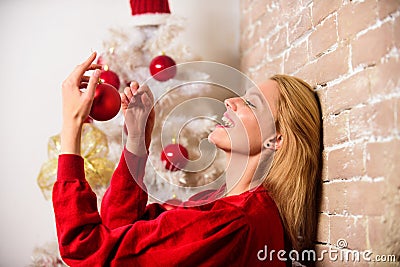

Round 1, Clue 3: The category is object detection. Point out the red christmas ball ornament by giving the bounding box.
[100,69,121,90]
[160,143,189,171]
[149,54,177,81]
[89,83,121,121]
[83,116,93,124]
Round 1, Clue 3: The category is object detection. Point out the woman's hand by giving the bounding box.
[60,52,102,155]
[121,81,155,156]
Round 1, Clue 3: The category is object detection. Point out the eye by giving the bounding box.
[244,99,256,109]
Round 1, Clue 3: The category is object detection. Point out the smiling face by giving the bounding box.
[208,80,280,156]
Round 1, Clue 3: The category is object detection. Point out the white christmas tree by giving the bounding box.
[34,1,230,264]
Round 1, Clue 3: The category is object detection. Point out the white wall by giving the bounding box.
[0,0,239,265]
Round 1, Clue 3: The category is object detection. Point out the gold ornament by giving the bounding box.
[37,124,116,200]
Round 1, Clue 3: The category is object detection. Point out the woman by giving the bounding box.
[54,52,321,266]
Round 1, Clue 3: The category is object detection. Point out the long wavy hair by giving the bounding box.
[264,74,322,251]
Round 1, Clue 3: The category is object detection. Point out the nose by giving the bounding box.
[224,97,239,111]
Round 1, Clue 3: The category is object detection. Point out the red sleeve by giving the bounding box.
[53,154,251,266]
[100,148,162,229]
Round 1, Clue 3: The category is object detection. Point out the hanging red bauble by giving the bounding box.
[162,198,183,210]
[149,54,177,81]
[100,69,121,90]
[160,143,189,171]
[83,116,93,124]
[89,83,121,121]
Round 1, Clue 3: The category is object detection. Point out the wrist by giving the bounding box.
[126,137,147,156]
[60,123,82,155]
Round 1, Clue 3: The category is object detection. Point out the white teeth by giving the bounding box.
[222,116,234,128]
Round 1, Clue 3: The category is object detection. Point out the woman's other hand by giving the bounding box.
[60,52,101,155]
[121,81,155,156]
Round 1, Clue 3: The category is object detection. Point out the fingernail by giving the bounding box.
[93,69,100,77]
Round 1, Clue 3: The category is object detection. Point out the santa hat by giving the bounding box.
[130,0,171,26]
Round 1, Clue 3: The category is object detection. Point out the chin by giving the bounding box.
[208,128,231,151]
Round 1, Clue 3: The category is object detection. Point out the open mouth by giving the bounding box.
[221,113,235,128]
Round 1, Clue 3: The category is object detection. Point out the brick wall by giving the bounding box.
[240,0,400,265]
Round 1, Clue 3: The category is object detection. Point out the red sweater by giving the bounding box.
[53,149,289,266]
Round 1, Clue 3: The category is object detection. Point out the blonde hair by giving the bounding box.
[265,74,322,251]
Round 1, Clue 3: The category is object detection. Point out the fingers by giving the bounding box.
[67,52,97,84]
[141,91,152,107]
[130,81,140,96]
[85,69,101,101]
[81,76,90,83]
[121,91,130,107]
[79,83,88,89]
[134,84,154,103]
[122,81,154,109]
[87,64,102,71]
[124,84,135,100]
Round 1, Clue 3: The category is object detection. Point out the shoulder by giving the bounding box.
[222,186,279,213]
[221,187,284,232]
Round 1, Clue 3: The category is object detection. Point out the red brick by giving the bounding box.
[367,216,386,252]
[352,22,394,67]
[324,111,349,147]
[268,26,288,57]
[370,99,396,137]
[348,106,372,140]
[377,0,400,20]
[316,88,328,119]
[397,97,400,133]
[279,0,304,21]
[294,61,318,86]
[320,182,329,212]
[301,0,312,8]
[383,202,400,255]
[241,42,267,70]
[288,7,312,43]
[321,150,329,182]
[249,0,267,24]
[337,0,378,41]
[349,98,396,140]
[366,139,400,180]
[313,45,350,85]
[330,215,368,251]
[284,40,308,74]
[325,181,347,214]
[309,15,338,58]
[317,213,330,243]
[327,144,364,180]
[369,57,400,96]
[240,24,259,54]
[394,16,400,47]
[346,180,385,216]
[251,56,283,84]
[312,0,341,26]
[326,70,371,115]
[256,8,282,41]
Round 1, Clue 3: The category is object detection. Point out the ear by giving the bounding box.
[275,134,283,150]
[263,134,283,150]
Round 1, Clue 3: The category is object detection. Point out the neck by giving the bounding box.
[224,151,261,196]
